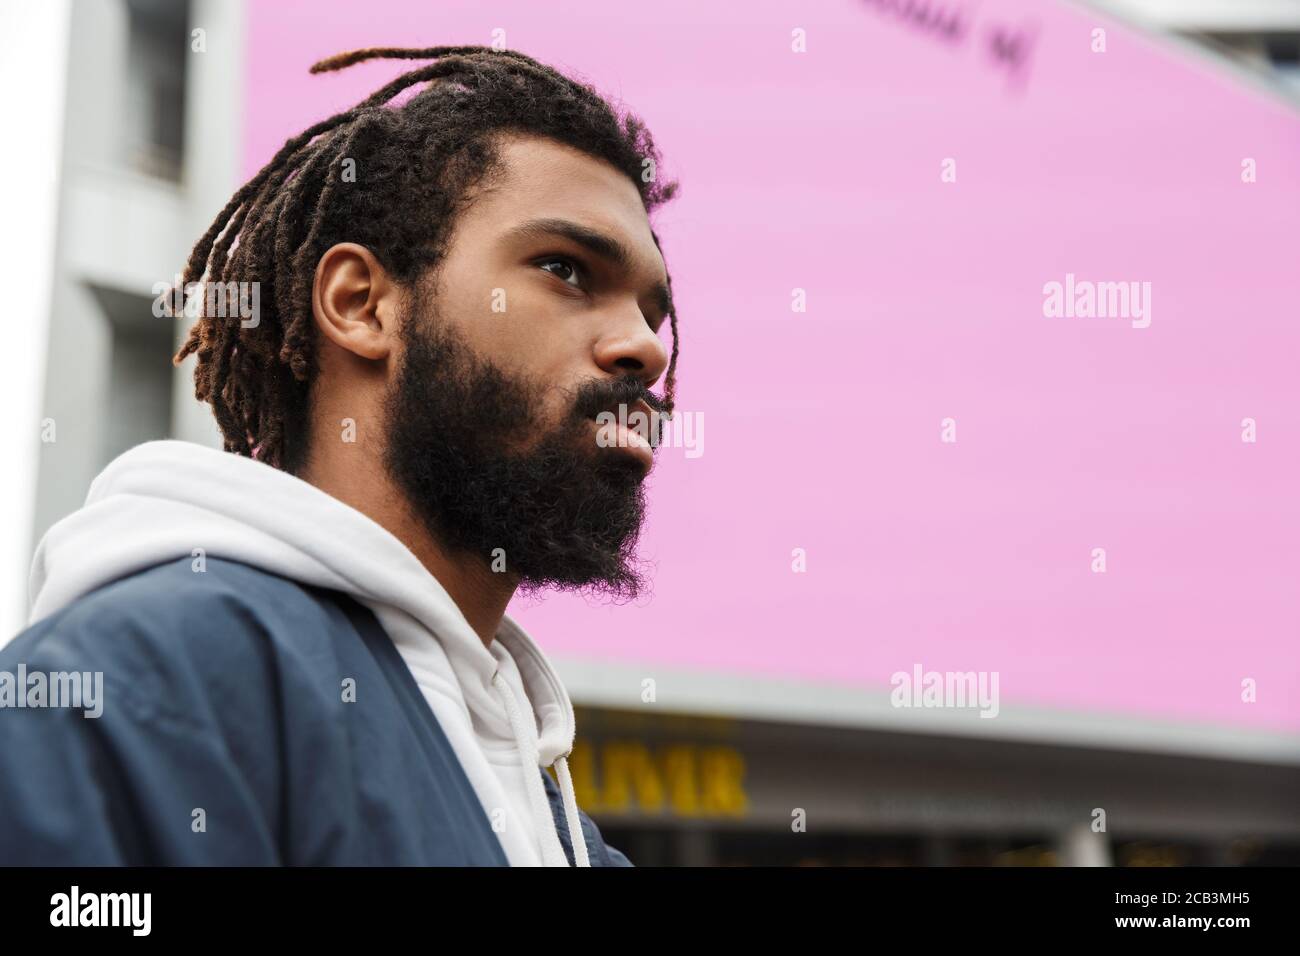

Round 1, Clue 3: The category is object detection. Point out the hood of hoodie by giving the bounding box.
[26,439,589,866]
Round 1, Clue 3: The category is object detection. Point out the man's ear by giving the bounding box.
[311,242,399,361]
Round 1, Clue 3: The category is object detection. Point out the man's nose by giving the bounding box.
[592,312,668,388]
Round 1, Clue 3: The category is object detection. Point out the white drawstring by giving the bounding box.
[554,754,590,867]
[491,672,590,866]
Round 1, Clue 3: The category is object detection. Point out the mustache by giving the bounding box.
[569,375,669,423]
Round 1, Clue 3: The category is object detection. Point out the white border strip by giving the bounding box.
[0,1,71,637]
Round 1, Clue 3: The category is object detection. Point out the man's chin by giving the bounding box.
[509,471,650,600]
[515,557,649,602]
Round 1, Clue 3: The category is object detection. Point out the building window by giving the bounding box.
[124,0,188,181]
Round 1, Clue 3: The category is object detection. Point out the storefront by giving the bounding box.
[572,705,1300,866]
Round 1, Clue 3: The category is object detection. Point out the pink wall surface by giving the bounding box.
[244,0,1300,735]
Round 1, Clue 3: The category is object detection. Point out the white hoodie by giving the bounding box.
[24,439,590,867]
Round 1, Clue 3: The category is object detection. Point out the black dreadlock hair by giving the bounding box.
[172,45,680,472]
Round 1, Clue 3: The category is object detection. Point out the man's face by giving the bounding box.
[382,134,673,598]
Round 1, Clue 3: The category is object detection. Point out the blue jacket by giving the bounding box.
[0,557,631,866]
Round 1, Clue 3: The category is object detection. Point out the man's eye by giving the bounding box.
[538,257,583,288]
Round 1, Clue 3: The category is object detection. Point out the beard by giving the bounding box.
[381,308,660,601]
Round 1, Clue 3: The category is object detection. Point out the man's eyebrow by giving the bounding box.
[504,216,674,320]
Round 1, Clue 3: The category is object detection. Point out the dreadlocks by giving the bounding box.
[172,45,680,472]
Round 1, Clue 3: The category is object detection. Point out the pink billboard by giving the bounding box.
[244,0,1300,754]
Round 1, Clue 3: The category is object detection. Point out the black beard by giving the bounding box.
[382,313,658,601]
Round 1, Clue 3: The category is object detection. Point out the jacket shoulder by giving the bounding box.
[14,557,336,661]
[0,558,358,864]
[5,558,347,728]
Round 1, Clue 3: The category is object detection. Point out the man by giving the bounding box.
[0,45,681,866]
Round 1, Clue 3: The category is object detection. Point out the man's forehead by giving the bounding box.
[481,138,655,241]
[493,134,635,191]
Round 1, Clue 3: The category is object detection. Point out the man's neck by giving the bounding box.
[298,460,518,650]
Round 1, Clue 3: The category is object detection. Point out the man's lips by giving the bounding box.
[590,399,657,471]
